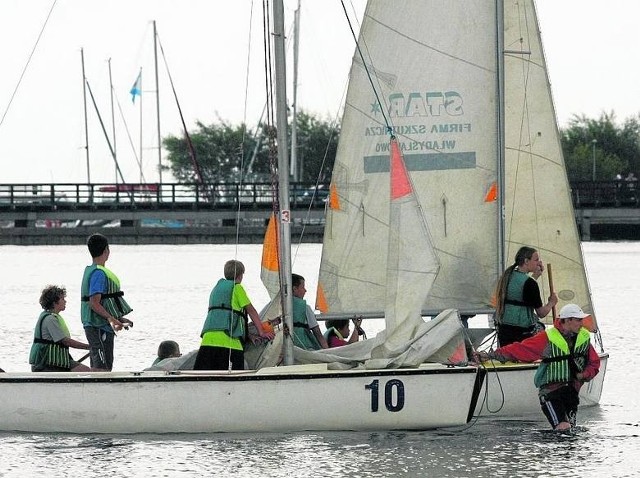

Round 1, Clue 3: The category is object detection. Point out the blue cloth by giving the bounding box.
[88,269,111,333]
[130,72,141,103]
[89,269,107,296]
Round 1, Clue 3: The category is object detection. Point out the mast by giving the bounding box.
[85,80,127,186]
[108,58,118,184]
[496,0,506,275]
[290,0,301,182]
[272,0,294,365]
[80,48,91,184]
[153,20,163,183]
[138,68,143,183]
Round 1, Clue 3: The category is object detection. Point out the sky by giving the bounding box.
[0,0,639,184]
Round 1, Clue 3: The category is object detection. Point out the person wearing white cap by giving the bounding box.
[475,303,600,431]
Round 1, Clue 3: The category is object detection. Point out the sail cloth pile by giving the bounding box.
[249,139,469,370]
[299,138,462,370]
[294,310,468,370]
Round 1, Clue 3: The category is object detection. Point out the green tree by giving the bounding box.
[162,111,339,184]
[292,111,340,183]
[162,120,270,183]
[560,112,640,180]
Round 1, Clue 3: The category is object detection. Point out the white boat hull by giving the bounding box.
[475,353,608,417]
[0,364,485,434]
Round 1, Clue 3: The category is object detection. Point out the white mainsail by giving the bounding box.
[317,0,596,327]
[503,0,596,326]
[317,0,501,316]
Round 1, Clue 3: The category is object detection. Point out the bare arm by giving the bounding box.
[311,325,328,349]
[535,292,558,318]
[59,337,91,350]
[246,303,274,339]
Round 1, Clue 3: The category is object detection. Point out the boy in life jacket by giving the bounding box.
[476,304,600,431]
[81,233,134,371]
[291,273,328,350]
[194,260,274,370]
[30,285,92,372]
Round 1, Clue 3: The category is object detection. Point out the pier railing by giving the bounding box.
[1,181,638,243]
[0,182,329,211]
[571,180,639,207]
[0,180,637,211]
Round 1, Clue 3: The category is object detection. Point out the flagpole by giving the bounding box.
[129,69,143,182]
[153,20,162,184]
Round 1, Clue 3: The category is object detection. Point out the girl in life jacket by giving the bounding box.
[29,285,93,372]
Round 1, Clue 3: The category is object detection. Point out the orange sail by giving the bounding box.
[260,213,280,299]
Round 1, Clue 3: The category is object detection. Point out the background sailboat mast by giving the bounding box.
[139,68,143,183]
[290,0,300,182]
[496,0,506,275]
[108,58,118,184]
[80,48,90,183]
[153,20,162,183]
[272,0,294,365]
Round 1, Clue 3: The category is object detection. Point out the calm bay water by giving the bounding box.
[0,242,637,477]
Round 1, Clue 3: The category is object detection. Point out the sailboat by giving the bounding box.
[477,0,608,416]
[0,0,484,434]
[315,0,607,418]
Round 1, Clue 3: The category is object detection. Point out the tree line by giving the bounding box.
[163,111,640,184]
[162,111,338,185]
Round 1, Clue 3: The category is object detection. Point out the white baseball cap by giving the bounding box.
[558,304,589,319]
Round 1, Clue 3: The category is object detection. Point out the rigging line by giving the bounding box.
[518,1,544,253]
[239,2,256,181]
[114,89,146,183]
[292,91,345,259]
[124,22,152,83]
[155,34,205,187]
[263,0,287,309]
[263,0,279,270]
[234,0,258,255]
[339,0,390,132]
[507,0,546,266]
[85,79,130,191]
[291,3,352,256]
[0,0,58,130]
[243,12,295,181]
[263,0,280,248]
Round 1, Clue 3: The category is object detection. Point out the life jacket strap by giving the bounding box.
[541,354,572,364]
[541,353,580,376]
[81,291,124,302]
[208,305,248,320]
[33,338,54,345]
[505,299,527,306]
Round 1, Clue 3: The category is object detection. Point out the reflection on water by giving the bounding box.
[0,243,638,477]
[1,418,636,478]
